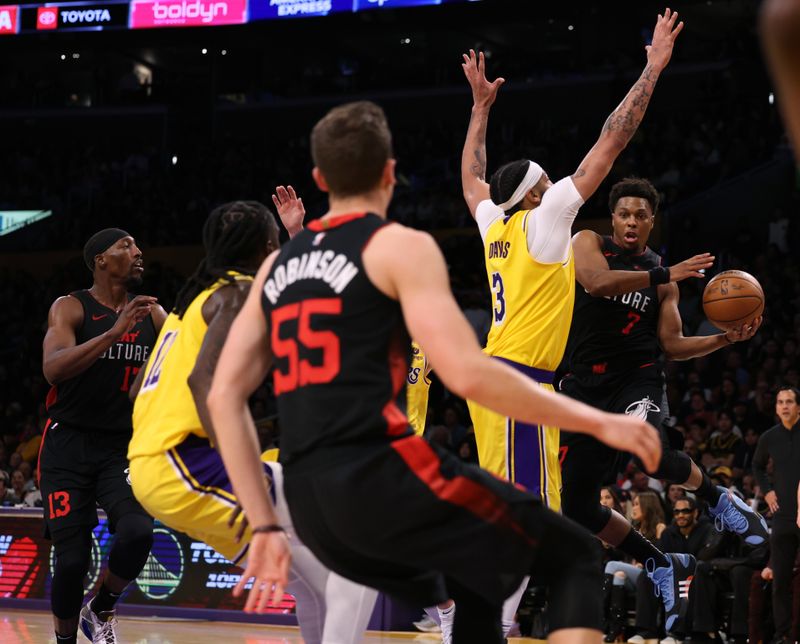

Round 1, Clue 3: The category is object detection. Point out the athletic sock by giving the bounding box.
[694,472,724,505]
[619,527,668,568]
[55,632,77,644]
[91,584,122,615]
[438,603,455,637]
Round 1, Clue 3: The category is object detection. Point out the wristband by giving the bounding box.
[252,524,286,534]
[648,266,670,286]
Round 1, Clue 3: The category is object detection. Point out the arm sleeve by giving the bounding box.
[752,432,772,494]
[475,199,504,243]
[525,176,584,264]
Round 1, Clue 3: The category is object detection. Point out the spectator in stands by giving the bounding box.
[628,497,723,643]
[664,483,688,522]
[732,427,761,480]
[684,389,717,428]
[703,410,742,471]
[0,471,17,505]
[10,469,26,504]
[753,386,800,644]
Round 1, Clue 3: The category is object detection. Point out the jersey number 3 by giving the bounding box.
[271,298,342,395]
[491,272,506,325]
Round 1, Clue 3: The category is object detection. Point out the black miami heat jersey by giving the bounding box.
[261,213,412,467]
[46,289,157,433]
[566,236,662,375]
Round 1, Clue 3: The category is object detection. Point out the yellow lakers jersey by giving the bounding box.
[129,273,252,459]
[406,342,431,436]
[483,210,575,370]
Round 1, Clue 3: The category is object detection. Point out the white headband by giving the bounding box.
[495,160,544,211]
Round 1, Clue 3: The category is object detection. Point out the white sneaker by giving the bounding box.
[412,614,441,633]
[660,637,683,644]
[79,600,118,643]
[627,636,646,643]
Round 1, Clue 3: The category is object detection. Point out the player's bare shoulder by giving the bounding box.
[47,293,85,327]
[363,223,441,298]
[572,228,603,250]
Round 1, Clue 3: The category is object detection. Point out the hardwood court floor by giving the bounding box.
[0,609,543,643]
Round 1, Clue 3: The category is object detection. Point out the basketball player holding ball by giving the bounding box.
[560,177,768,632]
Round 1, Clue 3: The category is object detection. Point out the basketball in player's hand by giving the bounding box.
[702,270,765,331]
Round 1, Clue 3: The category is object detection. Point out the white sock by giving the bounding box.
[501,575,529,636]
[438,603,455,642]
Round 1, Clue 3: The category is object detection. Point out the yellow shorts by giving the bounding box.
[467,360,561,511]
[130,436,286,565]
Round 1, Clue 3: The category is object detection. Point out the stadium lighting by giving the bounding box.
[172,156,178,166]
[201,48,208,55]
[769,92,774,105]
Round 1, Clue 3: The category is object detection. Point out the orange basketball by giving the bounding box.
[702,270,764,331]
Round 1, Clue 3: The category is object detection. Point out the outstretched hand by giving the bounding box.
[646,8,684,70]
[595,413,663,474]
[234,531,291,613]
[272,185,305,238]
[461,50,505,110]
[670,253,715,282]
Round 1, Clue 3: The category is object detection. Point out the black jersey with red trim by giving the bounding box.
[260,212,412,468]
[565,236,662,375]
[45,289,156,433]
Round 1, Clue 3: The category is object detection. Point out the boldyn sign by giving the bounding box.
[129,0,247,28]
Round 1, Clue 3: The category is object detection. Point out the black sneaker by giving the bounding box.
[646,553,696,632]
[708,486,769,545]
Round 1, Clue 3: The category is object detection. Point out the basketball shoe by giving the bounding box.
[708,486,769,545]
[645,553,695,632]
[79,598,118,644]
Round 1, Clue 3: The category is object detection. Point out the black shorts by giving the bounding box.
[284,435,591,607]
[38,420,148,539]
[559,365,670,489]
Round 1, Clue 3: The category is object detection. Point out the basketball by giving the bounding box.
[702,270,765,331]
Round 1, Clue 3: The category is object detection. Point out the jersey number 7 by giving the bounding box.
[271,298,342,395]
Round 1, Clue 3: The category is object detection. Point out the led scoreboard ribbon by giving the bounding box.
[0,0,477,33]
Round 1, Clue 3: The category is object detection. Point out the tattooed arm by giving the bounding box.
[571,8,684,202]
[188,281,251,447]
[461,49,505,218]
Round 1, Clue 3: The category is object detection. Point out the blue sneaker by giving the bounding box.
[646,553,696,632]
[708,486,769,545]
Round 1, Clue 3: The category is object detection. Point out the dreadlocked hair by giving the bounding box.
[173,201,278,319]
[489,159,531,215]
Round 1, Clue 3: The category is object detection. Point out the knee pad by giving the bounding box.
[636,447,692,483]
[51,526,93,619]
[108,513,153,581]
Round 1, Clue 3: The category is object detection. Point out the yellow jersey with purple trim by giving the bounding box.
[129,273,252,459]
[406,342,431,436]
[482,209,575,370]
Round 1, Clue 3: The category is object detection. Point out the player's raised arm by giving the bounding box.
[207,252,290,611]
[571,9,683,202]
[761,0,800,161]
[364,224,662,472]
[461,50,505,217]
[272,185,305,238]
